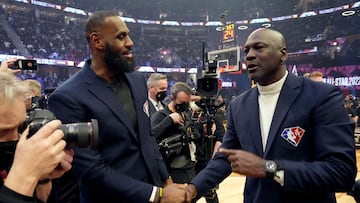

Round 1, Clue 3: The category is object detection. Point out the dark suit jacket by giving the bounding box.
[149,99,166,117]
[191,73,357,203]
[48,60,168,203]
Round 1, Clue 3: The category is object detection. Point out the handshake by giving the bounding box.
[160,179,198,203]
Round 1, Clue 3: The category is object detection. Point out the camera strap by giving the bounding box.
[180,113,197,162]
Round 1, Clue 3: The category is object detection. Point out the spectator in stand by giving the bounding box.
[309,71,324,82]
[303,72,310,78]
[345,98,358,126]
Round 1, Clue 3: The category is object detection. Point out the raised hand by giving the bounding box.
[219,148,266,178]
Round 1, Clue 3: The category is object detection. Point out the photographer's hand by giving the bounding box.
[0,58,21,74]
[169,112,184,126]
[48,149,74,179]
[4,120,67,197]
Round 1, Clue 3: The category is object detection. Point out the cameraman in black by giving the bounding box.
[0,60,73,203]
[151,82,197,184]
[190,98,225,203]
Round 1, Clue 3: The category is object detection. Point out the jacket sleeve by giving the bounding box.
[151,110,174,141]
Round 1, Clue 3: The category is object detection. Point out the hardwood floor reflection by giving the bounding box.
[197,149,360,203]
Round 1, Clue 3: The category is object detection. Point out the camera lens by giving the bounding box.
[60,119,99,150]
[197,77,219,97]
[26,109,99,149]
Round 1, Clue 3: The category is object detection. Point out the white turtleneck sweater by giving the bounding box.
[258,71,288,152]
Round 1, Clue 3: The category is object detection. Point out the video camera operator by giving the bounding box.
[0,60,73,203]
[151,82,197,184]
[190,99,225,203]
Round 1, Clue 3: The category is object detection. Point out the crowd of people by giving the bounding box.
[0,10,358,203]
[0,0,359,71]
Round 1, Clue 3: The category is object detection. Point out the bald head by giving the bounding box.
[244,28,288,86]
[248,28,286,50]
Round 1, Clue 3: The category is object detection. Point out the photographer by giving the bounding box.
[0,61,73,203]
[151,82,197,184]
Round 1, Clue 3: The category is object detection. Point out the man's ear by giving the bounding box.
[89,32,104,50]
[280,47,287,64]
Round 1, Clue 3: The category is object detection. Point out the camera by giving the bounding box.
[196,59,220,97]
[26,109,99,149]
[158,122,199,158]
[12,59,38,71]
[159,134,186,157]
[31,88,55,110]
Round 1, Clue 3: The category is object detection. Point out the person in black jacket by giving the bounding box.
[151,82,197,184]
[0,60,73,203]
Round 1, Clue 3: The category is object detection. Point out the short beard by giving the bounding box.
[103,43,135,74]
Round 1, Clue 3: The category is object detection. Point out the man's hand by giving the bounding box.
[163,176,174,187]
[4,120,68,197]
[48,149,74,179]
[169,112,184,126]
[219,148,266,177]
[161,183,187,203]
[185,184,197,203]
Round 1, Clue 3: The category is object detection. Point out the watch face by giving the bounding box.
[265,160,277,173]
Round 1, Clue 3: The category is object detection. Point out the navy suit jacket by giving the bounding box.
[48,60,168,203]
[191,73,357,203]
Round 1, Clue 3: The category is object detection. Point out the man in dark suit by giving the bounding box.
[48,11,186,203]
[186,28,357,203]
[147,73,168,116]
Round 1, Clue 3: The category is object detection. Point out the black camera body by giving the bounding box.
[26,109,99,149]
[158,121,199,158]
[197,59,219,97]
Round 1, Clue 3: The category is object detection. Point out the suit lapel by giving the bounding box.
[264,74,302,157]
[83,67,139,142]
[247,87,264,157]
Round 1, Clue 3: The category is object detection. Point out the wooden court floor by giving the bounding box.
[197,149,360,203]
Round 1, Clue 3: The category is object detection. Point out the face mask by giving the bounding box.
[174,103,189,113]
[0,141,17,173]
[156,91,167,101]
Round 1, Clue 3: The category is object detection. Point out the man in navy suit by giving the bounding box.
[48,11,186,203]
[186,28,357,203]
